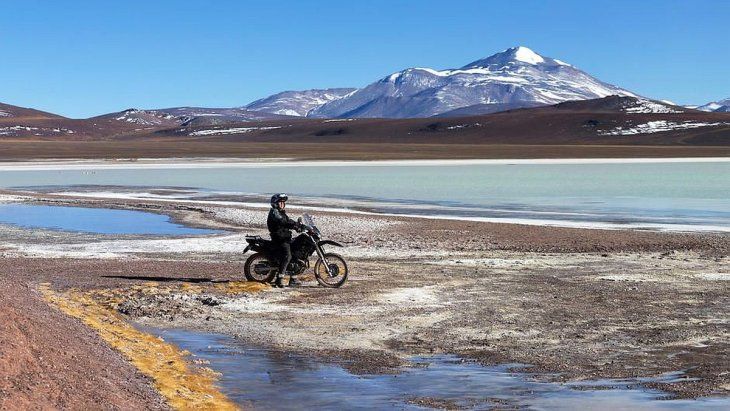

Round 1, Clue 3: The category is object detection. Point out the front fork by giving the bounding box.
[313,243,334,277]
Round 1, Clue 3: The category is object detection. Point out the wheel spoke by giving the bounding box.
[315,254,348,287]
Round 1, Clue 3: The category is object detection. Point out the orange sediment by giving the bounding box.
[216,281,269,294]
[40,283,239,411]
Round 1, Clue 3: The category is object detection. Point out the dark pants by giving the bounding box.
[275,241,292,278]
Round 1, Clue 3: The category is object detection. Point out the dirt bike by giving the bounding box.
[242,214,349,288]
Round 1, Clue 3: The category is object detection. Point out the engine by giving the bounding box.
[288,259,309,275]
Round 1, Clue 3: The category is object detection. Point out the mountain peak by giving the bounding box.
[462,46,569,69]
[508,46,545,64]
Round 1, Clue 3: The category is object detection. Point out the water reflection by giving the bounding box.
[146,327,730,410]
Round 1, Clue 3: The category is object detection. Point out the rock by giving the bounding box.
[198,295,222,306]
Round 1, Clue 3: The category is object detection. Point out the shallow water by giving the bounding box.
[1,161,729,231]
[146,327,730,410]
[0,204,217,235]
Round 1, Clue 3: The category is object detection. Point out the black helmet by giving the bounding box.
[270,193,288,208]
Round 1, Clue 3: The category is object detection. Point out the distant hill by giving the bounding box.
[94,107,297,128]
[697,97,730,112]
[153,96,730,146]
[245,88,356,117]
[0,102,145,139]
[3,96,728,147]
[0,102,65,120]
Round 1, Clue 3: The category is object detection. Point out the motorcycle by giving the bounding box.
[242,213,349,288]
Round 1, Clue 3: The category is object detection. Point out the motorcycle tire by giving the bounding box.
[244,252,277,283]
[314,253,348,288]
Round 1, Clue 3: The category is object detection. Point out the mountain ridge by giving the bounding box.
[697,97,730,112]
[245,88,357,117]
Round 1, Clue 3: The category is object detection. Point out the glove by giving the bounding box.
[296,223,306,233]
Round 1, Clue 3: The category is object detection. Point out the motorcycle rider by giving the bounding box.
[267,193,304,288]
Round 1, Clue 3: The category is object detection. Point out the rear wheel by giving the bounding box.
[314,253,348,288]
[244,253,277,283]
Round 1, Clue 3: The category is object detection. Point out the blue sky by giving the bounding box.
[1,0,727,118]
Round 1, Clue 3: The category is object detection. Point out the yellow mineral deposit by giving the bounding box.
[40,283,239,411]
[216,281,269,294]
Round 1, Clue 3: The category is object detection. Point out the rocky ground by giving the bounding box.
[0,191,728,408]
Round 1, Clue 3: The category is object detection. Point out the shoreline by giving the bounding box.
[5,188,730,234]
[1,142,729,162]
[3,190,730,254]
[0,156,729,170]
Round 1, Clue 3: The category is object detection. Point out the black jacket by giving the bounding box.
[267,207,298,242]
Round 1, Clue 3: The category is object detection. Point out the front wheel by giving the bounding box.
[314,253,348,288]
[244,253,277,283]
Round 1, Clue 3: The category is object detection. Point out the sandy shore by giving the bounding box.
[2,156,730,170]
[2,141,730,162]
[0,190,728,407]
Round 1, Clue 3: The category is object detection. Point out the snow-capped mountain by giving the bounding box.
[697,98,730,112]
[306,46,638,118]
[245,88,356,117]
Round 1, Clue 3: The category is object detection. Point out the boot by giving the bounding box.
[288,276,302,287]
[273,275,285,288]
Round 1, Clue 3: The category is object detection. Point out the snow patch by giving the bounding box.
[601,120,730,136]
[275,109,301,116]
[189,126,282,136]
[0,126,75,136]
[388,72,402,82]
[624,99,683,114]
[513,46,544,65]
[446,123,482,130]
[0,110,12,117]
[115,109,178,126]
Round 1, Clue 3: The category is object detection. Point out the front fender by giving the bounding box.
[318,240,343,248]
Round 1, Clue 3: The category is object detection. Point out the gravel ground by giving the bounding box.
[0,191,728,407]
[0,264,169,410]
